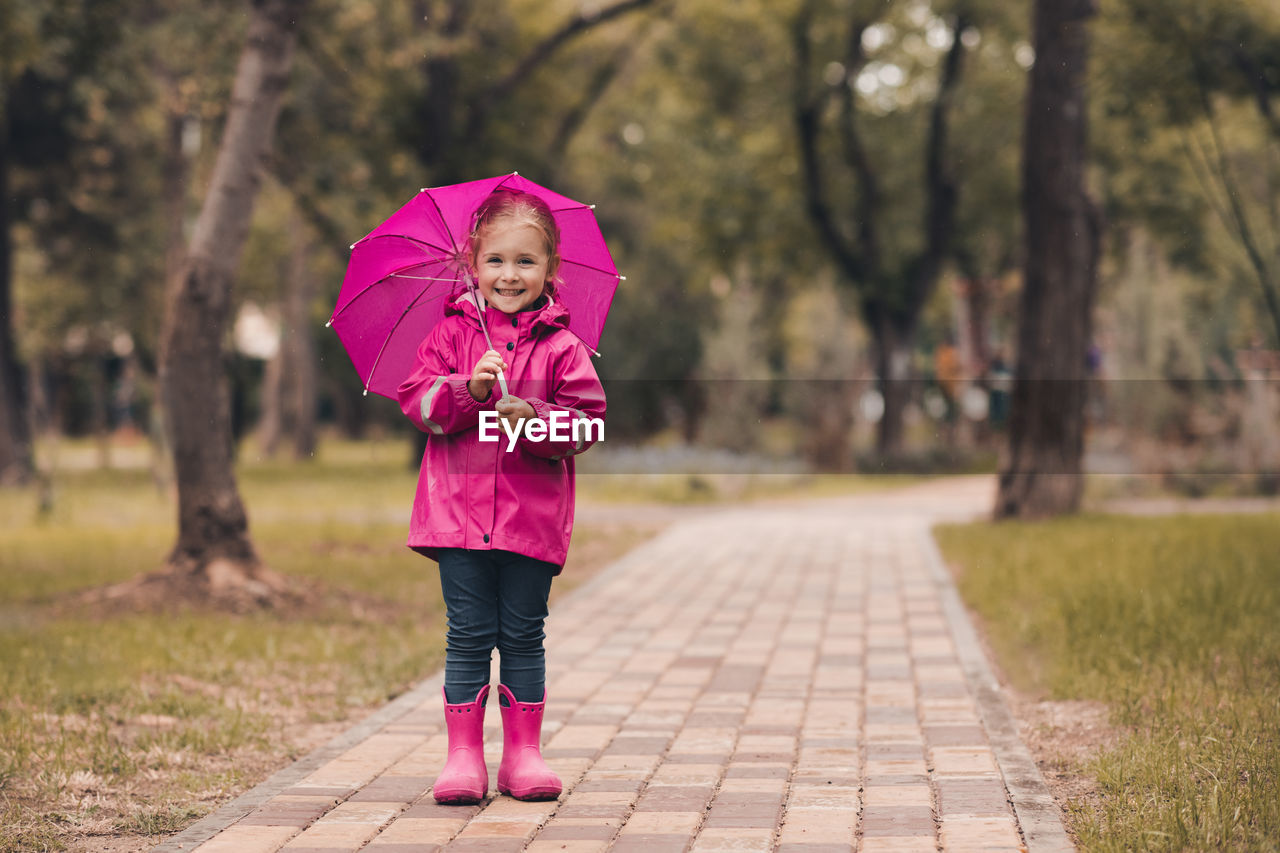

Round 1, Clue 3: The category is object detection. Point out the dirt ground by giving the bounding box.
[948,561,1120,849]
[1010,693,1117,830]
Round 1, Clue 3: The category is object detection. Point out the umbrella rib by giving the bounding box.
[362,282,442,396]
[424,192,460,256]
[556,257,623,279]
[329,262,461,324]
[356,232,453,255]
[493,175,596,214]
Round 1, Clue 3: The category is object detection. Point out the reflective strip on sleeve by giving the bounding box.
[551,407,590,460]
[420,376,447,435]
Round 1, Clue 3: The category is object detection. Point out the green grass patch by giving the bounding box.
[935,513,1280,851]
[0,440,447,851]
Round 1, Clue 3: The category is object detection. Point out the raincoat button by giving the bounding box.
[506,342,514,351]
[483,534,490,543]
[511,317,518,327]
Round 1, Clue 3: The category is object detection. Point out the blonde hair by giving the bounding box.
[467,189,561,293]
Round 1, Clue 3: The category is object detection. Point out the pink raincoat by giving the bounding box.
[397,291,606,570]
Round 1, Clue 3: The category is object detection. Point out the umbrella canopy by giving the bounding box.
[329,172,621,399]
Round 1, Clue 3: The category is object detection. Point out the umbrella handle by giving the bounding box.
[464,275,511,399]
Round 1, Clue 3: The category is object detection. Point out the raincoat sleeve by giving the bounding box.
[520,342,606,460]
[398,324,489,436]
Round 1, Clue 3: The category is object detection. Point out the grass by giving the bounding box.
[0,443,452,852]
[935,513,1280,851]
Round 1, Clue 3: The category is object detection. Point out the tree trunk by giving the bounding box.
[259,210,317,459]
[148,101,193,493]
[258,324,286,456]
[792,6,968,463]
[995,0,1100,519]
[91,354,111,469]
[286,209,317,459]
[962,276,994,447]
[153,0,307,607]
[0,102,34,485]
[871,312,913,458]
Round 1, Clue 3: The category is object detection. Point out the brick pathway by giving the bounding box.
[156,476,1072,853]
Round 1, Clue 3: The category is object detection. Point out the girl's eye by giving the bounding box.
[519,258,535,266]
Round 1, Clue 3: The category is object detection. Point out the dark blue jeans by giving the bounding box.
[437,548,557,705]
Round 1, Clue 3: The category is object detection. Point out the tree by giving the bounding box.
[0,97,29,484]
[152,0,307,606]
[1097,0,1280,348]
[994,0,1100,518]
[0,1,133,483]
[792,0,973,457]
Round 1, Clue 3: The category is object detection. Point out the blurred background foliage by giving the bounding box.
[3,0,1279,488]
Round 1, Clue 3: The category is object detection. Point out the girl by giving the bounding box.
[397,188,606,805]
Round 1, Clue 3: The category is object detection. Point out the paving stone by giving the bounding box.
[860,805,937,837]
[366,816,464,845]
[938,815,1024,848]
[860,834,940,852]
[936,777,1013,817]
[608,835,691,853]
[191,824,299,852]
[533,822,618,841]
[690,827,776,851]
[361,843,443,853]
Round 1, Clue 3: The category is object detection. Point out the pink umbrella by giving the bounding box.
[328,172,621,399]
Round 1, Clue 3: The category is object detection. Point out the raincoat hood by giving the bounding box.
[445,287,571,337]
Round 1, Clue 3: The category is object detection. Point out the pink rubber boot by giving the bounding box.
[432,684,489,804]
[496,685,562,801]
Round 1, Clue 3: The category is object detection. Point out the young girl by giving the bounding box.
[397,188,606,805]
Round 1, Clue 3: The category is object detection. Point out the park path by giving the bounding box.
[155,476,1073,853]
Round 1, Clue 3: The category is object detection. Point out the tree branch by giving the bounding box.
[906,11,968,312]
[546,31,648,175]
[837,16,881,279]
[465,0,663,142]
[1191,65,1280,346]
[1232,44,1280,139]
[792,0,866,284]
[269,156,351,269]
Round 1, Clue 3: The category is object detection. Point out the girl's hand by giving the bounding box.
[495,395,536,432]
[468,350,507,401]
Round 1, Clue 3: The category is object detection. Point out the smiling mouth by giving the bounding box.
[495,288,525,298]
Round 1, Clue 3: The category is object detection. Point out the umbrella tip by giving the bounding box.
[325,320,332,328]
[349,243,356,250]
[512,170,519,175]
[619,275,627,281]
[362,388,369,397]
[420,188,427,192]
[589,204,596,209]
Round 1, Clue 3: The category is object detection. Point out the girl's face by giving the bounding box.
[472,221,555,315]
